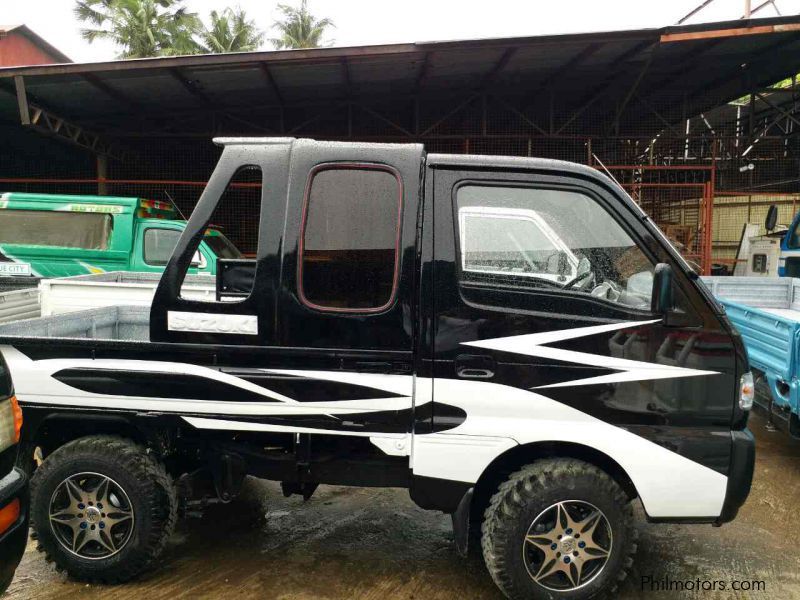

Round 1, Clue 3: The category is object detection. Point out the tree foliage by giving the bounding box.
[271,0,334,50]
[75,0,266,57]
[199,7,265,54]
[74,0,200,58]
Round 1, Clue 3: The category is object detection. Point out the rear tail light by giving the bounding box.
[0,499,20,535]
[739,372,755,411]
[0,395,22,452]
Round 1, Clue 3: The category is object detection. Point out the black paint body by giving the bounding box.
[1,139,752,521]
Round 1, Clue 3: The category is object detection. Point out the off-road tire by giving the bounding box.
[30,435,177,583]
[482,459,637,600]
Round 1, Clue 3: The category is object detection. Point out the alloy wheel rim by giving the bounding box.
[48,472,135,560]
[522,500,612,591]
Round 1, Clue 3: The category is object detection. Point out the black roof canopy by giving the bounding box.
[1,15,799,138]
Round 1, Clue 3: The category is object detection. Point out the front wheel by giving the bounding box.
[482,458,637,600]
[30,435,177,583]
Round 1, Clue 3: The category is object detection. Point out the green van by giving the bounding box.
[0,192,241,278]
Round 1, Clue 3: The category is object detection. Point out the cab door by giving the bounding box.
[427,164,736,476]
[133,224,208,274]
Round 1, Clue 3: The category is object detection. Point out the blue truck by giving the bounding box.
[702,276,800,436]
[779,210,800,277]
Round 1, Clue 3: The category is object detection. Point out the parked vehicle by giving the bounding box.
[0,139,754,599]
[702,275,800,438]
[779,207,800,277]
[0,192,241,278]
[0,350,28,594]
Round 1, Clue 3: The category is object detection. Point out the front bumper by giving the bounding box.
[716,428,755,525]
[0,467,29,594]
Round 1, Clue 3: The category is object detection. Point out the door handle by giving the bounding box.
[455,354,496,379]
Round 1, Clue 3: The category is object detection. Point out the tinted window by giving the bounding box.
[457,185,655,310]
[0,209,112,250]
[144,229,181,266]
[300,167,401,311]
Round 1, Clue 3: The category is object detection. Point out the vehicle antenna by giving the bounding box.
[591,153,628,196]
[163,190,188,221]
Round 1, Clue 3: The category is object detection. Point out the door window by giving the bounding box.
[456,185,655,310]
[299,166,402,312]
[144,229,181,266]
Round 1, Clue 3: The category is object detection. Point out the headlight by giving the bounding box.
[0,396,22,453]
[739,372,755,411]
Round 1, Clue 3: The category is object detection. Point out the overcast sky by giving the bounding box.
[3,0,798,63]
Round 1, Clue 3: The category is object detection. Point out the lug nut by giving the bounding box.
[99,522,105,529]
[550,543,557,550]
[564,557,571,564]
[80,522,87,529]
[579,541,586,548]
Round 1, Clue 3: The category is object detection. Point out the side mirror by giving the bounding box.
[765,205,778,232]
[651,263,673,315]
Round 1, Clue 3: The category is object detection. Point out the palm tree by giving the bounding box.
[270,0,334,50]
[199,7,264,54]
[74,0,201,58]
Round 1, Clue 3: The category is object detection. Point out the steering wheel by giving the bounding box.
[561,270,595,292]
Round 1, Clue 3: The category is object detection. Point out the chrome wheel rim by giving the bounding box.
[49,472,135,560]
[522,500,612,591]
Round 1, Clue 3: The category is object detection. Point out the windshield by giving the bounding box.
[203,230,242,259]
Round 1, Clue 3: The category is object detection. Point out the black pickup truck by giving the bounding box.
[0,138,754,599]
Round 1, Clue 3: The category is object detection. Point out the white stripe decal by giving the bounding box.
[182,416,406,439]
[462,319,718,388]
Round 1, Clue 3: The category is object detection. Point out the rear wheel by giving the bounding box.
[482,458,637,600]
[30,435,177,583]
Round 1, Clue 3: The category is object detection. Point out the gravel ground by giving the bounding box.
[5,412,799,599]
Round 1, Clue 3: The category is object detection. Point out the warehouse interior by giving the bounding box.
[1,15,800,272]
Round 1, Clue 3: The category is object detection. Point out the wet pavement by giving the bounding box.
[6,412,800,599]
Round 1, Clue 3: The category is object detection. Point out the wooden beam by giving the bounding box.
[609,49,656,134]
[414,52,432,94]
[477,47,517,90]
[259,63,284,106]
[13,75,29,125]
[341,57,352,98]
[560,39,655,113]
[661,22,800,42]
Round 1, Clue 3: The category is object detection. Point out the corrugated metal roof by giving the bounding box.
[0,16,798,137]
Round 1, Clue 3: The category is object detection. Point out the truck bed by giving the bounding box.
[0,305,149,341]
[702,276,800,433]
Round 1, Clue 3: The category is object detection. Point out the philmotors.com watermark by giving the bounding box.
[641,575,766,593]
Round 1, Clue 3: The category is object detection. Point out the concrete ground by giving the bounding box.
[5,412,800,599]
